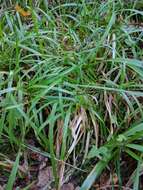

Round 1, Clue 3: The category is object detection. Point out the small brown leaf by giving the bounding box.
[113,173,118,185]
[15,4,31,17]
[61,183,74,190]
[37,167,53,188]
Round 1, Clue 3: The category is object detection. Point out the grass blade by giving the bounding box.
[80,155,112,190]
[133,161,141,190]
[5,151,21,190]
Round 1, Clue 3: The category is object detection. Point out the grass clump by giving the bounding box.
[0,0,143,189]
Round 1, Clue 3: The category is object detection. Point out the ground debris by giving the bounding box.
[60,183,74,190]
[36,166,53,189]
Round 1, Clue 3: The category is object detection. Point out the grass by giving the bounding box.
[0,0,143,189]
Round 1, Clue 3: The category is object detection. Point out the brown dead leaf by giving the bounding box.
[100,174,109,186]
[37,166,53,188]
[15,4,31,17]
[61,183,74,190]
[75,187,80,190]
[52,183,74,190]
[58,160,66,190]
[113,173,118,185]
[56,119,64,157]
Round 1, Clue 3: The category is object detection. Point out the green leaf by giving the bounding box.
[48,103,58,187]
[60,107,71,160]
[117,134,127,142]
[80,155,111,190]
[123,123,143,137]
[126,144,143,153]
[88,146,109,159]
[125,148,142,161]
[133,161,141,190]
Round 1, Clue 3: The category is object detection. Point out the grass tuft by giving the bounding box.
[0,0,143,189]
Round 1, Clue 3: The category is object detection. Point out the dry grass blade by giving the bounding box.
[68,108,88,156]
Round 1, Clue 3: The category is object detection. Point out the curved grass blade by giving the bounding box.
[80,155,112,190]
[123,123,143,137]
[125,148,142,161]
[126,144,143,153]
[48,103,58,187]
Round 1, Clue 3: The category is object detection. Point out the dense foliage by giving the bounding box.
[0,0,143,189]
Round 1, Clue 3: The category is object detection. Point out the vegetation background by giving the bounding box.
[0,0,143,189]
